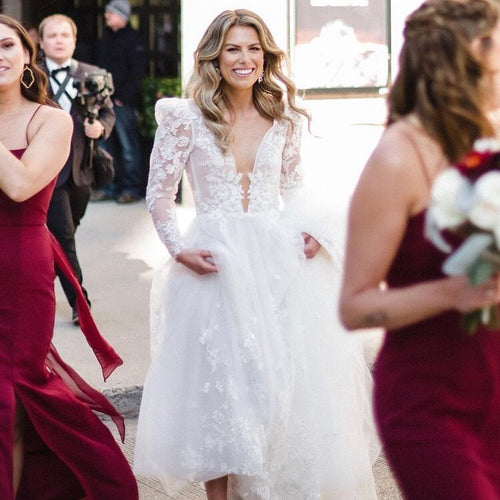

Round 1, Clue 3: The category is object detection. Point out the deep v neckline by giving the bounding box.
[228,121,275,212]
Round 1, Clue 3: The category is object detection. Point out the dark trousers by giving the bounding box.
[47,181,90,308]
[100,104,143,197]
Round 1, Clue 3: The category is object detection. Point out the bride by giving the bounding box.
[133,8,380,499]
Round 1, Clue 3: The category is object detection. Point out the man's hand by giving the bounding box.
[84,118,105,139]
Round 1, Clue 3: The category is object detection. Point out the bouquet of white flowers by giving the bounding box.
[426,138,500,334]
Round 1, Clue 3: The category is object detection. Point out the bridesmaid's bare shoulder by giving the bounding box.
[27,104,73,143]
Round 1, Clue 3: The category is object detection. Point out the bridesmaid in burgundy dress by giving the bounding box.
[340,1,500,499]
[0,15,138,499]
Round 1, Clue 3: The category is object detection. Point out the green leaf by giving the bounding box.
[442,233,493,276]
[460,309,482,335]
[467,258,494,286]
[461,306,500,335]
[488,305,500,331]
[139,77,182,138]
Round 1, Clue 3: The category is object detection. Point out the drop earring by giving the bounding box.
[21,65,35,89]
[258,71,264,84]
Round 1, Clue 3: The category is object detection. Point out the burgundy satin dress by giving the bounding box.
[375,211,500,499]
[0,149,138,499]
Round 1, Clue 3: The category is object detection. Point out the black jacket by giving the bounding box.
[42,59,116,187]
[95,24,147,109]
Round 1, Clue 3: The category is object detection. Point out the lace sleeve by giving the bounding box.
[146,98,193,257]
[279,112,341,260]
[280,112,304,200]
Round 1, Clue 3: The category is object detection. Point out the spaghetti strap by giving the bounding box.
[25,104,43,145]
[399,127,433,189]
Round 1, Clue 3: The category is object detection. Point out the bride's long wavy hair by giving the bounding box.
[186,9,310,153]
[388,0,499,162]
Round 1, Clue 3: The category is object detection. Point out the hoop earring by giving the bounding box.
[21,65,35,89]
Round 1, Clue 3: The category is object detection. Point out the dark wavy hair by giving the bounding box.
[186,9,310,152]
[388,0,499,162]
[0,14,53,106]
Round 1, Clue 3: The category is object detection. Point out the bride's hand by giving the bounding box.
[302,232,321,259]
[175,248,218,274]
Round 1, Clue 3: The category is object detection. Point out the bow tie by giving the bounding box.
[51,66,70,77]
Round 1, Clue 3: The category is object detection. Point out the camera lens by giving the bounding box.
[85,79,98,92]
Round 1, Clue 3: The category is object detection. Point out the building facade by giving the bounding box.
[179,0,421,94]
[3,0,421,90]
[3,0,180,78]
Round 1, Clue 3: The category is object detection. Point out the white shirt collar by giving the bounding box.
[46,58,73,73]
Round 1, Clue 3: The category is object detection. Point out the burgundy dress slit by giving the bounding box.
[0,149,138,499]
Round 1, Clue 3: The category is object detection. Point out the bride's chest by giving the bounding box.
[188,122,285,181]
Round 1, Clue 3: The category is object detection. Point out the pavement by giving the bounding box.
[51,97,404,498]
[103,418,402,499]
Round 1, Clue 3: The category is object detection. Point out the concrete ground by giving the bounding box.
[103,418,402,499]
[52,97,403,498]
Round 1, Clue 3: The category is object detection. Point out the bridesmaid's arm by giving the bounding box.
[339,127,500,331]
[0,106,72,202]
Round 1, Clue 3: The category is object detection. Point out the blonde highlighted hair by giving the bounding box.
[186,9,310,152]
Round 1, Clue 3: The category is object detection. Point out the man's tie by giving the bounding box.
[51,66,70,77]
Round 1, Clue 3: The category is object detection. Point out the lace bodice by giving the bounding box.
[146,98,304,256]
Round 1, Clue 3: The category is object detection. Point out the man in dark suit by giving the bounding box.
[39,14,116,324]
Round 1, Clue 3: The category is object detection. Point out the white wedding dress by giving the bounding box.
[134,97,380,499]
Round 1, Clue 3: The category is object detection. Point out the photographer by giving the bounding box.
[39,14,116,324]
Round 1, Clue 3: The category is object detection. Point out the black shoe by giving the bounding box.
[72,307,79,326]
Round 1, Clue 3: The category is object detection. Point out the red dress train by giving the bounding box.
[0,149,138,499]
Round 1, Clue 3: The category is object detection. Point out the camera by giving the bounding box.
[73,70,114,122]
[73,70,114,101]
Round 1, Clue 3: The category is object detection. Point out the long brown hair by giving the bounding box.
[0,14,53,106]
[187,9,310,153]
[388,0,499,162]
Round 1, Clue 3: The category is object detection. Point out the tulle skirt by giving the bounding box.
[134,212,380,499]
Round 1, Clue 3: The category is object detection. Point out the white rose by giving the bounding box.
[472,137,500,153]
[469,171,500,231]
[429,168,469,229]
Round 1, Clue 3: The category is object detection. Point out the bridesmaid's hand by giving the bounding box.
[448,274,500,313]
[302,232,321,259]
[175,248,218,274]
